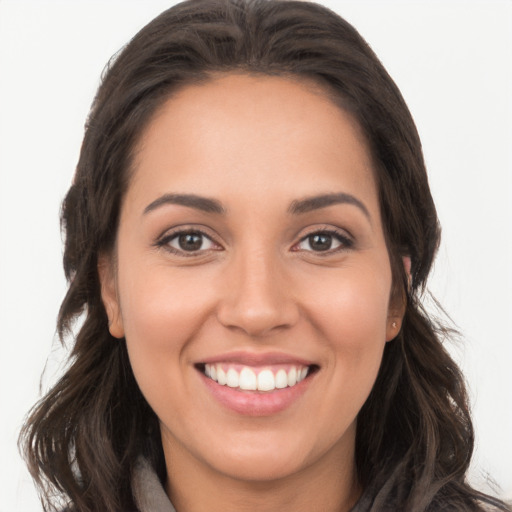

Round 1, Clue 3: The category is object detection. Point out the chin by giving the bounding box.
[209,449,310,483]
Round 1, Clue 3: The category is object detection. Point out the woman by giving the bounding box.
[19,0,510,510]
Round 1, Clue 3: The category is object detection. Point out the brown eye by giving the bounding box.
[295,230,353,253]
[178,233,204,251]
[307,233,334,251]
[166,231,217,252]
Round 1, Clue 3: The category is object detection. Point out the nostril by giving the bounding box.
[216,300,300,337]
[216,264,300,336]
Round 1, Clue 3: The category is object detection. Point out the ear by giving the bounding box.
[386,255,411,341]
[98,254,125,339]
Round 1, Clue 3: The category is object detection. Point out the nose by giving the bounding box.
[216,249,299,337]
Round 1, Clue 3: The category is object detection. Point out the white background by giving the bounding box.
[1,1,511,510]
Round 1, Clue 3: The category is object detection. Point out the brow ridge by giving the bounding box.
[288,193,370,219]
[143,193,225,215]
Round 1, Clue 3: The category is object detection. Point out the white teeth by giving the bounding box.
[297,367,307,382]
[275,369,288,389]
[257,369,275,391]
[226,368,239,388]
[239,367,257,390]
[203,364,310,392]
[287,367,297,387]
[217,367,227,385]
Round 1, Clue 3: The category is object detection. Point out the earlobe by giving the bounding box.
[386,255,411,342]
[97,255,125,339]
[385,317,402,342]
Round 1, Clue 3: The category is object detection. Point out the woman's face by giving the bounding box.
[101,74,401,484]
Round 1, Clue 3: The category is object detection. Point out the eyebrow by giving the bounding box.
[288,193,371,219]
[143,191,370,219]
[143,193,225,215]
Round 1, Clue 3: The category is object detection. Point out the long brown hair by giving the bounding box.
[20,1,510,510]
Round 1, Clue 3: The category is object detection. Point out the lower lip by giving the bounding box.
[200,371,313,416]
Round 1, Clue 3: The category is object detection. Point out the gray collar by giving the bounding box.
[132,458,176,512]
[132,457,371,512]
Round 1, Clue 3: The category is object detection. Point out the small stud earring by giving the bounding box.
[392,321,397,329]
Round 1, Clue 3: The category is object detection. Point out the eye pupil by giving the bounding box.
[179,233,203,251]
[309,233,332,251]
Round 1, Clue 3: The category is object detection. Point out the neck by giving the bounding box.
[162,428,361,512]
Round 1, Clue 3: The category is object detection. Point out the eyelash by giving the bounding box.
[155,228,222,257]
[292,228,354,254]
[155,227,354,257]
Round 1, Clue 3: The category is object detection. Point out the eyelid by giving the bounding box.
[291,226,354,253]
[155,225,224,256]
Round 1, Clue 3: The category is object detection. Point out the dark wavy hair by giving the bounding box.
[20,1,510,511]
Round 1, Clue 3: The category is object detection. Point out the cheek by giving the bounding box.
[301,264,391,414]
[116,262,217,405]
[119,261,215,344]
[304,263,391,347]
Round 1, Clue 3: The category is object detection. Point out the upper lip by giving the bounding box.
[198,351,315,367]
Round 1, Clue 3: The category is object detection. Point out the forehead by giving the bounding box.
[129,73,378,214]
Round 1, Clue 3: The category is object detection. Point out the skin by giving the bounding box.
[100,74,405,512]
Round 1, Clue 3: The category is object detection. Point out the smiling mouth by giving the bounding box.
[196,363,319,392]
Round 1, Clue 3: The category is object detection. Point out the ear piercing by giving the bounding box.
[392,321,397,329]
